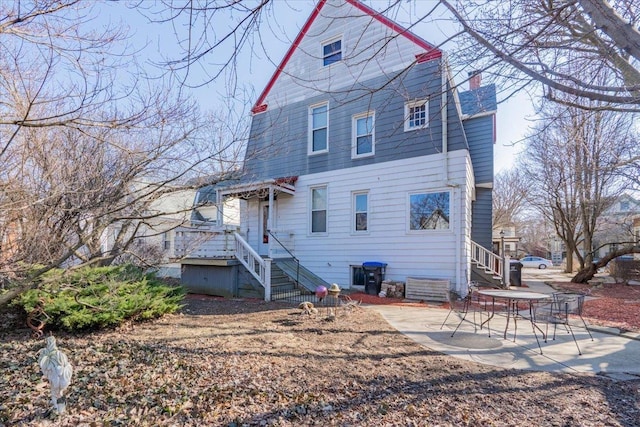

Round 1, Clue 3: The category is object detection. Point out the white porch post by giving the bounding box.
[503,255,511,287]
[263,258,272,301]
[216,190,224,225]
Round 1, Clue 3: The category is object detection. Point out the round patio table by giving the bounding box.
[477,289,551,354]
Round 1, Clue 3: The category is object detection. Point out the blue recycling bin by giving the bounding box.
[363,262,387,295]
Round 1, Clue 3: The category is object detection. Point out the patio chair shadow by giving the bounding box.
[425,330,503,350]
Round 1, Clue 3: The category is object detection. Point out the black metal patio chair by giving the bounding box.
[440,281,484,337]
[533,292,594,355]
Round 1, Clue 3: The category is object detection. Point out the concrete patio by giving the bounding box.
[368,271,640,380]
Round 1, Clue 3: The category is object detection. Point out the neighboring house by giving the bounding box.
[180,0,499,299]
[100,183,241,278]
[593,194,640,260]
[491,226,521,259]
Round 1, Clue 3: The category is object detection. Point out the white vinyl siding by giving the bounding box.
[404,99,428,131]
[309,103,328,154]
[244,150,472,295]
[352,112,374,158]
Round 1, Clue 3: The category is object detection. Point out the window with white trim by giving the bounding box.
[311,186,327,233]
[409,191,450,230]
[322,39,342,66]
[404,99,428,131]
[352,112,374,158]
[309,103,328,154]
[353,192,368,232]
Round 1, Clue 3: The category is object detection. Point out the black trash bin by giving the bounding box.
[509,260,523,287]
[363,262,387,295]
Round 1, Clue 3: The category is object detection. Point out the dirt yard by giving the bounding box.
[1,295,639,426]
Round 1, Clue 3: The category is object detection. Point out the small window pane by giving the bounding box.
[313,105,327,127]
[312,211,327,233]
[357,116,372,134]
[312,188,327,210]
[356,135,372,155]
[355,193,368,232]
[313,128,327,151]
[409,192,450,230]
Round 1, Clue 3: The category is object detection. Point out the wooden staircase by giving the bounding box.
[471,240,505,288]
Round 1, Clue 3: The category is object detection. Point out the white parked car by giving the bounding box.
[519,256,553,269]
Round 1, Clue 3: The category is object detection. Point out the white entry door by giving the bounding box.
[258,201,271,256]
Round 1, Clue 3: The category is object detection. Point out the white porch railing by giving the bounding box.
[173,225,237,259]
[234,232,271,301]
[471,240,505,285]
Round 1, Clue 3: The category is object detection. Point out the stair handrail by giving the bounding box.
[234,232,271,301]
[267,230,300,287]
[471,240,503,284]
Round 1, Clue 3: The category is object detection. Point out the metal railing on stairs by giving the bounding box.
[267,230,300,286]
[234,232,271,301]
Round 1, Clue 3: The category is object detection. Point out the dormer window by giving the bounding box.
[322,38,342,66]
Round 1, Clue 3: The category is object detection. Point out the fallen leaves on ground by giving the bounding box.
[1,297,639,426]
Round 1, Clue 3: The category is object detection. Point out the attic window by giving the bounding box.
[323,39,342,66]
[404,100,428,131]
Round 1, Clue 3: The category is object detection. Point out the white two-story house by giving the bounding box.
[180,0,499,300]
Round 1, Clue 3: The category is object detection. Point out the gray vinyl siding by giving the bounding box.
[243,59,470,180]
[463,116,494,185]
[472,187,493,249]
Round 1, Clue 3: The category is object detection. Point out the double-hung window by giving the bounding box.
[311,186,327,234]
[322,39,342,66]
[352,112,374,158]
[404,100,428,131]
[353,192,368,232]
[409,191,450,231]
[309,103,328,154]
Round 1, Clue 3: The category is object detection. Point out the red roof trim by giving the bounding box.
[251,0,328,115]
[345,0,439,53]
[251,104,268,114]
[415,50,442,63]
[251,0,443,114]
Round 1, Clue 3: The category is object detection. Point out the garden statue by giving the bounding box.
[38,336,73,414]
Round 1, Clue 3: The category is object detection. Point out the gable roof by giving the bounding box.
[251,0,442,114]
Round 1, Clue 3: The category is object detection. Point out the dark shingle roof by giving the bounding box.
[459,84,497,117]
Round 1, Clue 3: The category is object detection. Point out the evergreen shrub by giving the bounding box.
[15,264,184,331]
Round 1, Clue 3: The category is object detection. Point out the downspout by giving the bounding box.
[441,55,462,293]
[441,54,449,184]
[268,185,274,258]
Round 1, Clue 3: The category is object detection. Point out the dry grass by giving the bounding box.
[1,296,639,426]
